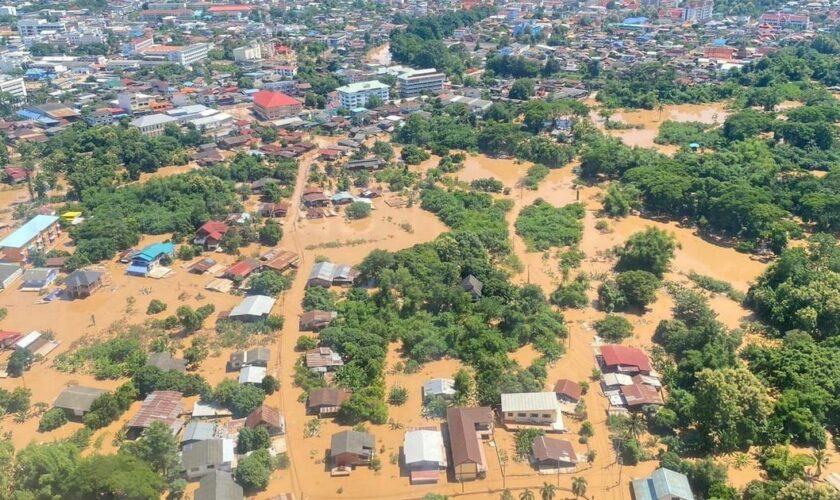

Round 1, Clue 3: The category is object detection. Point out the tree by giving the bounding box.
[372,141,394,161]
[540,482,557,500]
[572,477,587,499]
[259,222,282,246]
[615,270,661,309]
[400,144,430,165]
[597,280,627,312]
[213,379,266,418]
[38,407,68,432]
[235,449,273,490]
[501,490,515,500]
[692,367,772,452]
[261,375,280,394]
[248,270,291,296]
[237,426,271,454]
[812,448,829,478]
[615,227,677,277]
[122,421,182,480]
[176,305,204,332]
[520,489,536,500]
[7,348,33,376]
[66,453,166,500]
[509,79,534,100]
[388,385,408,405]
[594,314,634,342]
[183,336,209,369]
[346,201,372,219]
[453,368,474,406]
[146,299,167,315]
[15,442,81,497]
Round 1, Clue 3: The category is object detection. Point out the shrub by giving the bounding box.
[235,449,273,490]
[177,245,196,260]
[594,314,634,342]
[615,270,661,309]
[345,201,372,220]
[388,386,408,406]
[146,299,167,315]
[550,275,589,308]
[295,336,318,351]
[39,407,68,432]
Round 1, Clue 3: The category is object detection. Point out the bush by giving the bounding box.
[237,426,271,454]
[177,245,196,260]
[616,270,661,309]
[550,275,589,309]
[615,228,677,277]
[7,349,33,377]
[515,199,585,251]
[521,164,550,190]
[621,438,642,465]
[345,201,372,219]
[400,144,430,165]
[388,386,409,406]
[598,280,627,312]
[594,314,634,342]
[39,407,68,432]
[470,178,504,193]
[261,375,280,395]
[235,449,273,490]
[295,336,318,352]
[259,222,282,246]
[146,299,167,315]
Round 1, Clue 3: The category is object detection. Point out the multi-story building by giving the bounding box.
[118,92,153,113]
[168,43,209,66]
[0,76,27,101]
[18,19,66,37]
[0,215,61,263]
[0,6,17,16]
[233,43,262,62]
[122,36,154,56]
[398,68,446,97]
[760,12,811,30]
[336,80,389,109]
[129,113,179,136]
[252,90,302,120]
[682,0,714,22]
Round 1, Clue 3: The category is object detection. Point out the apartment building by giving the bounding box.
[398,68,446,97]
[0,76,26,101]
[233,44,262,62]
[118,92,153,113]
[336,80,389,109]
[682,0,714,22]
[168,43,209,66]
[130,113,179,136]
[18,19,66,37]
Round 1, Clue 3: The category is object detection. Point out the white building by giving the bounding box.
[130,113,178,136]
[168,43,209,66]
[682,0,714,22]
[0,76,26,100]
[336,80,389,109]
[398,68,446,97]
[118,92,152,113]
[501,392,565,432]
[0,6,17,16]
[233,43,262,62]
[18,19,66,37]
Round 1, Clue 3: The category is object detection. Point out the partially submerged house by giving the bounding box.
[0,263,22,289]
[223,258,261,281]
[20,267,57,290]
[146,352,188,373]
[446,407,494,482]
[244,404,285,436]
[128,390,184,438]
[194,470,243,500]
[306,347,344,373]
[127,242,175,276]
[183,438,236,480]
[228,347,270,370]
[330,430,374,470]
[53,385,107,418]
[194,221,229,250]
[306,261,359,288]
[631,467,695,500]
[460,274,483,300]
[182,421,221,447]
[307,387,351,417]
[238,365,267,385]
[554,379,582,404]
[403,429,447,484]
[0,214,60,262]
[620,382,664,410]
[422,378,456,402]
[228,295,275,322]
[64,269,103,298]
[500,392,565,432]
[531,436,579,474]
[599,344,653,376]
[299,310,337,331]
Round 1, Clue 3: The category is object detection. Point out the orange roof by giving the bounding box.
[208,4,251,12]
[253,90,301,109]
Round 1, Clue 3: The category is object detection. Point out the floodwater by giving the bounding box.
[593,102,730,152]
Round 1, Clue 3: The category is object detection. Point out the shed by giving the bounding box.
[554,379,582,404]
[229,295,275,321]
[460,274,483,300]
[330,430,374,467]
[422,378,456,401]
[238,365,267,384]
[0,263,22,289]
[403,429,447,484]
[54,386,107,418]
[194,470,243,500]
[305,347,344,372]
[228,347,270,370]
[182,421,220,446]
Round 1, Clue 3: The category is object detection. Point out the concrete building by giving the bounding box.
[252,90,302,120]
[500,392,565,431]
[398,68,446,97]
[0,76,26,101]
[682,0,714,22]
[168,43,209,66]
[130,113,178,136]
[233,43,262,62]
[337,80,389,109]
[18,19,66,37]
[0,215,60,263]
[0,6,17,16]
[118,92,153,113]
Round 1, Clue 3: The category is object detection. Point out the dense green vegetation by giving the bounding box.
[514,199,584,251]
[420,187,513,255]
[655,121,718,147]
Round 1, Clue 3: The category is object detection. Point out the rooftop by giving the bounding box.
[0,215,58,249]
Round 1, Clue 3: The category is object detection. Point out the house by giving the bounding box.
[228,295,275,321]
[631,467,695,500]
[307,388,352,417]
[127,242,175,276]
[129,113,178,137]
[620,383,664,409]
[600,345,653,375]
[182,421,221,446]
[223,258,261,280]
[20,267,58,291]
[461,275,483,300]
[422,378,456,401]
[245,404,285,436]
[182,438,236,480]
[330,430,374,468]
[404,429,447,484]
[53,386,107,418]
[194,221,229,250]
[0,263,22,289]
[0,331,21,349]
[252,90,302,120]
[531,436,578,473]
[228,347,270,370]
[128,390,184,438]
[13,330,59,357]
[554,379,582,404]
[194,471,243,500]
[0,214,60,262]
[345,157,385,171]
[189,258,217,274]
[446,407,494,481]
[262,250,299,273]
[146,352,188,373]
[299,310,337,331]
[238,365,267,385]
[500,392,565,432]
[306,261,359,288]
[301,189,330,208]
[306,347,344,373]
[4,166,27,184]
[259,202,289,218]
[64,269,103,298]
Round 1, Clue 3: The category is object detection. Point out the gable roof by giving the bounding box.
[553,379,582,401]
[0,215,58,249]
[128,390,183,432]
[54,386,107,413]
[330,430,374,457]
[532,436,576,463]
[600,344,652,373]
[632,467,695,500]
[195,471,243,500]
[308,388,352,409]
[253,90,301,109]
[403,429,445,465]
[229,295,275,318]
[182,438,235,469]
[446,407,492,466]
[245,404,284,431]
[501,392,559,413]
[64,269,102,287]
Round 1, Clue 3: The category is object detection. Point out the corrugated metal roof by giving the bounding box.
[403,429,445,465]
[0,215,58,249]
[500,392,559,413]
[230,295,275,318]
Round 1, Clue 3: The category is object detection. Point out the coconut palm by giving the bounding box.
[812,448,829,478]
[572,476,588,499]
[540,482,557,500]
[500,490,515,500]
[628,412,646,439]
[519,489,535,500]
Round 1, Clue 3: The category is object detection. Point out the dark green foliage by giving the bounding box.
[346,201,372,219]
[53,335,147,379]
[295,336,318,352]
[514,199,585,251]
[38,408,68,432]
[146,299,167,315]
[594,315,634,342]
[7,349,33,377]
[248,270,292,297]
[0,386,30,415]
[302,287,337,312]
[259,221,282,246]
[131,365,210,399]
[122,421,183,481]
[514,428,544,460]
[212,379,266,418]
[508,78,534,100]
[337,387,388,425]
[521,163,549,190]
[261,375,280,395]
[550,275,589,309]
[597,280,627,313]
[615,227,677,277]
[388,386,409,406]
[394,113,477,156]
[597,63,736,109]
[237,426,272,454]
[235,449,273,491]
[420,187,512,255]
[470,178,504,193]
[602,184,640,218]
[83,383,137,429]
[660,452,731,498]
[615,271,661,309]
[620,438,642,465]
[655,121,717,147]
[67,453,166,500]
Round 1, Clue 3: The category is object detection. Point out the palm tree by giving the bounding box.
[540,482,557,500]
[628,413,646,439]
[812,448,829,478]
[501,490,515,500]
[572,476,588,499]
[519,489,535,500]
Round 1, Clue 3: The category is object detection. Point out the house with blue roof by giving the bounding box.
[631,468,694,500]
[127,242,175,276]
[0,215,60,262]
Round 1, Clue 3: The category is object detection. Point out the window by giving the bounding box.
[517,412,526,417]
[529,413,538,418]
[542,414,551,418]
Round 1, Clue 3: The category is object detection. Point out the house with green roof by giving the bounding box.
[631,467,695,500]
[127,242,175,276]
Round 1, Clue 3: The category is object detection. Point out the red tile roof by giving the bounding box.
[600,345,652,373]
[253,90,301,109]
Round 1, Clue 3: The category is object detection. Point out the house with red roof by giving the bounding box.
[4,166,27,185]
[194,221,229,250]
[252,90,302,121]
[223,258,261,280]
[599,345,652,375]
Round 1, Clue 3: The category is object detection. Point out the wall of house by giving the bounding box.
[504,410,557,425]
